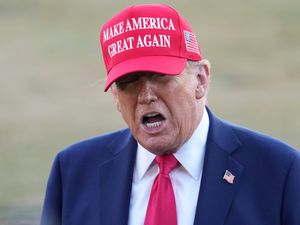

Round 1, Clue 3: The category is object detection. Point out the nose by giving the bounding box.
[137,77,158,104]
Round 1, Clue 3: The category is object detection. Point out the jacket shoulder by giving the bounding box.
[227,121,300,170]
[55,128,132,166]
[232,123,298,154]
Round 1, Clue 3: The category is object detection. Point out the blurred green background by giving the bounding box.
[1,0,299,224]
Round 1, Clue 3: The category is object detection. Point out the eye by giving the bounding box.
[115,74,140,90]
[152,73,164,79]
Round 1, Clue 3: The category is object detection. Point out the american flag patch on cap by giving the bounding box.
[184,31,200,55]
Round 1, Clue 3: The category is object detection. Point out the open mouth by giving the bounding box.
[142,112,166,128]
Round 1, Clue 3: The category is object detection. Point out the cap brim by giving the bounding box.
[104,56,187,91]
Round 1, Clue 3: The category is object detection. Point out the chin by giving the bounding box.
[143,143,178,155]
[136,133,179,154]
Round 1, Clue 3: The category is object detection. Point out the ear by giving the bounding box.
[195,59,211,100]
[110,85,121,112]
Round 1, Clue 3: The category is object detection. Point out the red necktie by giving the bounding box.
[144,154,179,225]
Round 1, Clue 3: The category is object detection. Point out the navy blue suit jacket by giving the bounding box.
[41,109,300,225]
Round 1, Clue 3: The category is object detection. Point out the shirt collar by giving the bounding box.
[134,143,156,182]
[134,108,210,181]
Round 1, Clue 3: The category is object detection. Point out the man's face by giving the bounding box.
[111,61,209,155]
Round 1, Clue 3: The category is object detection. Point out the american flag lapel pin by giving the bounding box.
[223,170,235,184]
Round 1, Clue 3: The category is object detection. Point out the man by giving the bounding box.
[41,4,300,225]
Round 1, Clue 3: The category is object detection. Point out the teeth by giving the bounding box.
[145,121,162,128]
[145,112,160,117]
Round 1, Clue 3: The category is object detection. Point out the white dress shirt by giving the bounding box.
[128,109,210,225]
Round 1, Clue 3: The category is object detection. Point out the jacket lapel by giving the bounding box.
[98,129,137,225]
[194,109,244,225]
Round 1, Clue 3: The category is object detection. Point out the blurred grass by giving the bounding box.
[0,0,299,224]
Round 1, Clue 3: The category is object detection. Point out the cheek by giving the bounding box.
[164,94,189,121]
[117,97,137,124]
[171,90,197,120]
[112,89,121,112]
[115,99,121,112]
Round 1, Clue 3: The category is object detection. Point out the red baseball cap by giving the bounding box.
[100,4,202,91]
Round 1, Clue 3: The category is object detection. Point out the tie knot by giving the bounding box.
[155,154,178,175]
